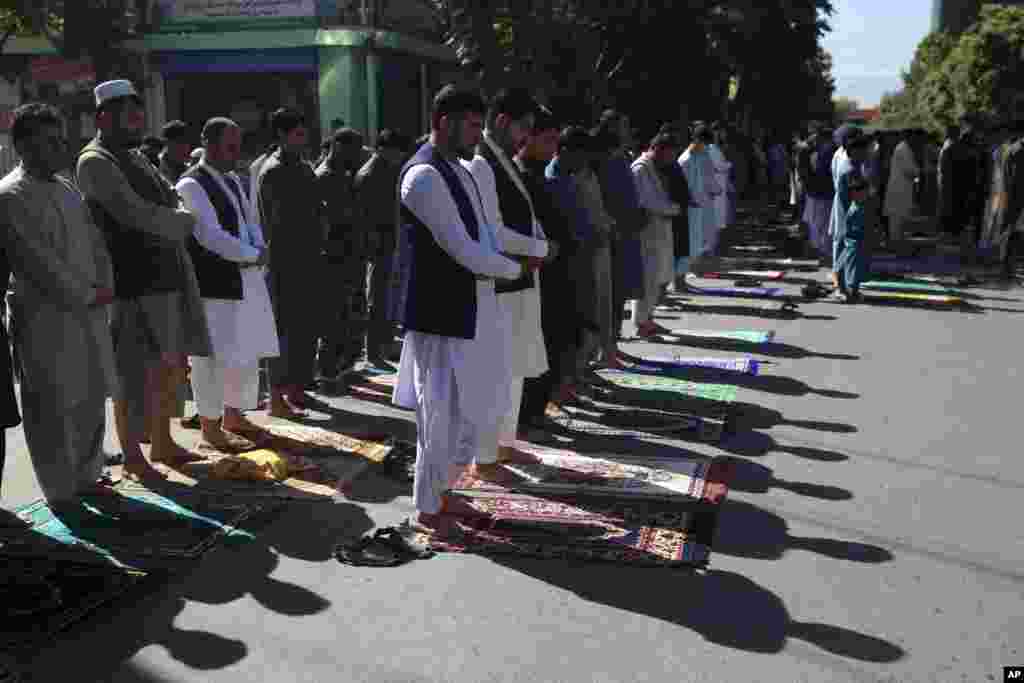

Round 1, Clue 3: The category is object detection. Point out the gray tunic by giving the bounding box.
[0,167,118,502]
[77,141,212,431]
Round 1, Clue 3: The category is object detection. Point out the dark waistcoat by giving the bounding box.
[479,141,535,294]
[79,140,183,299]
[393,143,483,340]
[182,165,245,300]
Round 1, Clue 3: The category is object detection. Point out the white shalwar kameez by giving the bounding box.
[465,135,550,459]
[393,160,523,515]
[177,163,279,418]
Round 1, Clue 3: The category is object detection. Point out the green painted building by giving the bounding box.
[139,1,458,152]
[2,1,459,157]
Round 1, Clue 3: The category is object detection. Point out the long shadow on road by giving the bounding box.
[487,558,905,663]
[649,337,861,361]
[19,500,375,682]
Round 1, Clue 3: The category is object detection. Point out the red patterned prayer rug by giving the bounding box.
[449,442,731,505]
[415,493,717,568]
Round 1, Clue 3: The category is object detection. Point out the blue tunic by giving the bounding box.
[679,148,718,273]
[829,149,855,271]
[835,202,867,290]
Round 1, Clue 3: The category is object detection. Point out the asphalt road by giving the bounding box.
[3,269,1023,683]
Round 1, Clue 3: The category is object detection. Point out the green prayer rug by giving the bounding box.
[597,370,739,403]
[861,280,957,295]
[0,490,270,569]
[658,329,775,345]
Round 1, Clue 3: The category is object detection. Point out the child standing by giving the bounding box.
[835,170,870,302]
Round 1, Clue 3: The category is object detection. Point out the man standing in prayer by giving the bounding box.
[1,103,119,499]
[158,120,192,186]
[546,127,602,364]
[679,125,721,280]
[573,133,618,370]
[356,128,409,367]
[883,129,923,245]
[631,132,683,338]
[517,107,582,426]
[77,80,210,479]
[545,127,600,396]
[393,86,528,537]
[316,127,370,389]
[256,108,328,417]
[707,125,734,249]
[593,111,646,350]
[177,118,279,449]
[656,123,692,293]
[830,126,872,299]
[802,125,836,260]
[466,87,554,462]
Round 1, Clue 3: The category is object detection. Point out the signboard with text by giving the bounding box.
[155,0,319,31]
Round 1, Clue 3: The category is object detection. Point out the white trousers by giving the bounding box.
[474,377,524,465]
[412,365,499,515]
[189,357,260,419]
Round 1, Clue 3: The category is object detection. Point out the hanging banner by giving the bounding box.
[155,0,318,30]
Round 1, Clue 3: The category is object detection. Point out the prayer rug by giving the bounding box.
[449,442,731,505]
[685,283,786,299]
[860,279,958,295]
[0,491,267,569]
[623,355,760,376]
[595,370,739,404]
[654,296,791,318]
[551,409,728,442]
[719,257,821,270]
[417,493,717,568]
[0,558,149,648]
[561,372,737,442]
[654,328,775,345]
[148,427,395,500]
[861,291,964,306]
[702,270,786,280]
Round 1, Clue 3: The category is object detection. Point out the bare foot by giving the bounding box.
[286,389,314,410]
[412,513,465,542]
[150,442,204,466]
[269,400,306,420]
[222,415,266,440]
[496,445,541,465]
[123,457,167,483]
[201,427,255,453]
[470,463,525,486]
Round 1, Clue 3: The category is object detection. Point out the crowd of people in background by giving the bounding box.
[0,76,1022,536]
[791,118,1024,287]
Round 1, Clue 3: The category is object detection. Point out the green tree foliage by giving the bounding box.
[428,0,835,135]
[0,1,148,80]
[880,5,1024,132]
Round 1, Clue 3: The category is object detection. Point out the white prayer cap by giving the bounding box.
[94,79,140,108]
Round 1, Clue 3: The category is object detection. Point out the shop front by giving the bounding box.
[143,0,457,156]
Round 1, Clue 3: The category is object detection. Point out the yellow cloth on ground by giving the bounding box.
[211,449,291,482]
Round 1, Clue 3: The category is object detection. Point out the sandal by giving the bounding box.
[333,537,404,567]
[376,525,437,559]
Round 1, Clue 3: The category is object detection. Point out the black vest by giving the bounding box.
[182,165,245,300]
[393,143,483,339]
[478,141,536,294]
[79,140,184,299]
